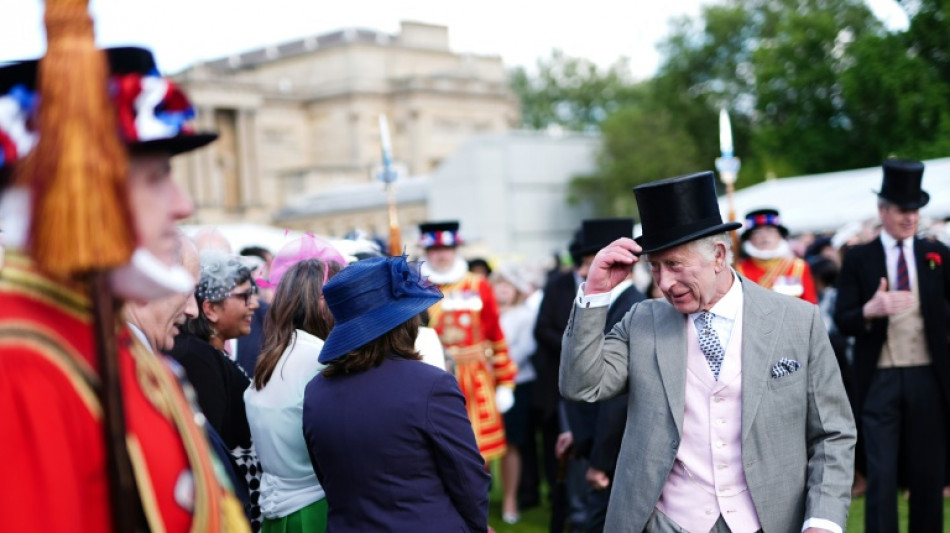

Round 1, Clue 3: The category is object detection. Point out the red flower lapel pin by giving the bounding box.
[926,252,942,270]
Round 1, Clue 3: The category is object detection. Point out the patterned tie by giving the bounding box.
[896,241,910,291]
[695,311,725,380]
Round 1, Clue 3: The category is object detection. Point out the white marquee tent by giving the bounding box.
[719,157,950,234]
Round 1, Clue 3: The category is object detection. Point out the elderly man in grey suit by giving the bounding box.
[560,171,855,533]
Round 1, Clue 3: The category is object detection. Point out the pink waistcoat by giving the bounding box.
[656,312,761,533]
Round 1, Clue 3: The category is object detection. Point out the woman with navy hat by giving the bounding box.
[302,255,491,533]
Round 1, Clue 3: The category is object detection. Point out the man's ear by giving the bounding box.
[715,241,731,273]
[202,299,219,324]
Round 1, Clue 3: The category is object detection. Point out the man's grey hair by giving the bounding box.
[690,233,732,262]
[643,232,732,263]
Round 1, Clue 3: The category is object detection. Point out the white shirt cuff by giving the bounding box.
[575,282,611,308]
[802,517,842,533]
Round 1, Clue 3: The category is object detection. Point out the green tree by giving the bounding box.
[654,0,882,180]
[509,49,643,131]
[840,31,950,161]
[569,105,705,217]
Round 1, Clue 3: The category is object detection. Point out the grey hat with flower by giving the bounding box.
[196,249,253,302]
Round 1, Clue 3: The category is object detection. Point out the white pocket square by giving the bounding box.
[771,358,801,379]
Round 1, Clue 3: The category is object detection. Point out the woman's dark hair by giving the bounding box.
[322,315,422,378]
[183,263,254,342]
[253,259,342,389]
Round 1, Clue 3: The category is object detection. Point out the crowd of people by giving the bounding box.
[1,7,949,533]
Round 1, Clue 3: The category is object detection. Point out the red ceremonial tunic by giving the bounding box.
[737,256,818,304]
[427,271,518,462]
[0,253,248,533]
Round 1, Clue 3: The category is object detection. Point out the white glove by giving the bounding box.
[495,386,515,414]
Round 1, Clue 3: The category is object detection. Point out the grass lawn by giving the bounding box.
[485,470,950,533]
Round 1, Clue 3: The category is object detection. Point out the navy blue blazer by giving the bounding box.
[303,356,490,533]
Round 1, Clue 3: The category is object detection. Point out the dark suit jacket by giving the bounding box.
[566,283,644,467]
[303,356,491,533]
[169,333,253,451]
[589,284,644,474]
[534,270,579,419]
[834,236,950,415]
[236,301,269,377]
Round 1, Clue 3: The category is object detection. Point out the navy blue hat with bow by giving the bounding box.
[319,255,443,363]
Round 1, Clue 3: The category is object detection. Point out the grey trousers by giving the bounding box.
[643,509,733,533]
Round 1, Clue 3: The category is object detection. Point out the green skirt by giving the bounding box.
[261,499,328,533]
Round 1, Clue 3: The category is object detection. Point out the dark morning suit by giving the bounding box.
[582,283,645,533]
[236,301,269,377]
[528,270,579,502]
[302,356,491,533]
[835,236,950,532]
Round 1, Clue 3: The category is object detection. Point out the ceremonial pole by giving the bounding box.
[715,108,741,265]
[378,115,402,256]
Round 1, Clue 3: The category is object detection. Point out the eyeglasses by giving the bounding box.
[227,286,259,306]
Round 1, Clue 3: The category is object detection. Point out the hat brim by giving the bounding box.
[635,222,742,255]
[874,190,930,210]
[740,224,789,241]
[131,132,218,156]
[318,296,439,364]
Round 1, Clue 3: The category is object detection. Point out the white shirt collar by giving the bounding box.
[880,230,913,250]
[689,270,742,322]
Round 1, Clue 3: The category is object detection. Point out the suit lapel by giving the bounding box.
[740,279,781,442]
[654,303,687,437]
[870,238,888,288]
[914,237,933,299]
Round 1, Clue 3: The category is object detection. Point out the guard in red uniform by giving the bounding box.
[0,27,249,533]
[419,221,518,462]
[736,208,818,304]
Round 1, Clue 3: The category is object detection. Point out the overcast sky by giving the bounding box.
[1,0,909,79]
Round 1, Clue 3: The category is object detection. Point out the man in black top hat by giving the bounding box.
[561,171,854,533]
[834,158,950,532]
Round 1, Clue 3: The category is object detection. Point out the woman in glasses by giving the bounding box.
[170,248,264,530]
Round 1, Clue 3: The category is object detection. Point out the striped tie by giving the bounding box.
[896,241,910,291]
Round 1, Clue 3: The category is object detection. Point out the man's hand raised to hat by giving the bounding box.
[584,238,641,296]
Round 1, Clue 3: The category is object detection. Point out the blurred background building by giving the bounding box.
[172,20,519,230]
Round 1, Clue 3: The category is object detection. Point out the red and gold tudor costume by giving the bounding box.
[0,254,248,532]
[0,254,247,531]
[736,209,818,304]
[419,223,517,461]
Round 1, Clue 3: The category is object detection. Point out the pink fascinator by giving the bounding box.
[257,234,346,288]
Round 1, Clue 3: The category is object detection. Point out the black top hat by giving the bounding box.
[634,171,742,254]
[573,218,635,258]
[741,208,789,241]
[567,227,585,266]
[418,220,461,248]
[876,159,928,209]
